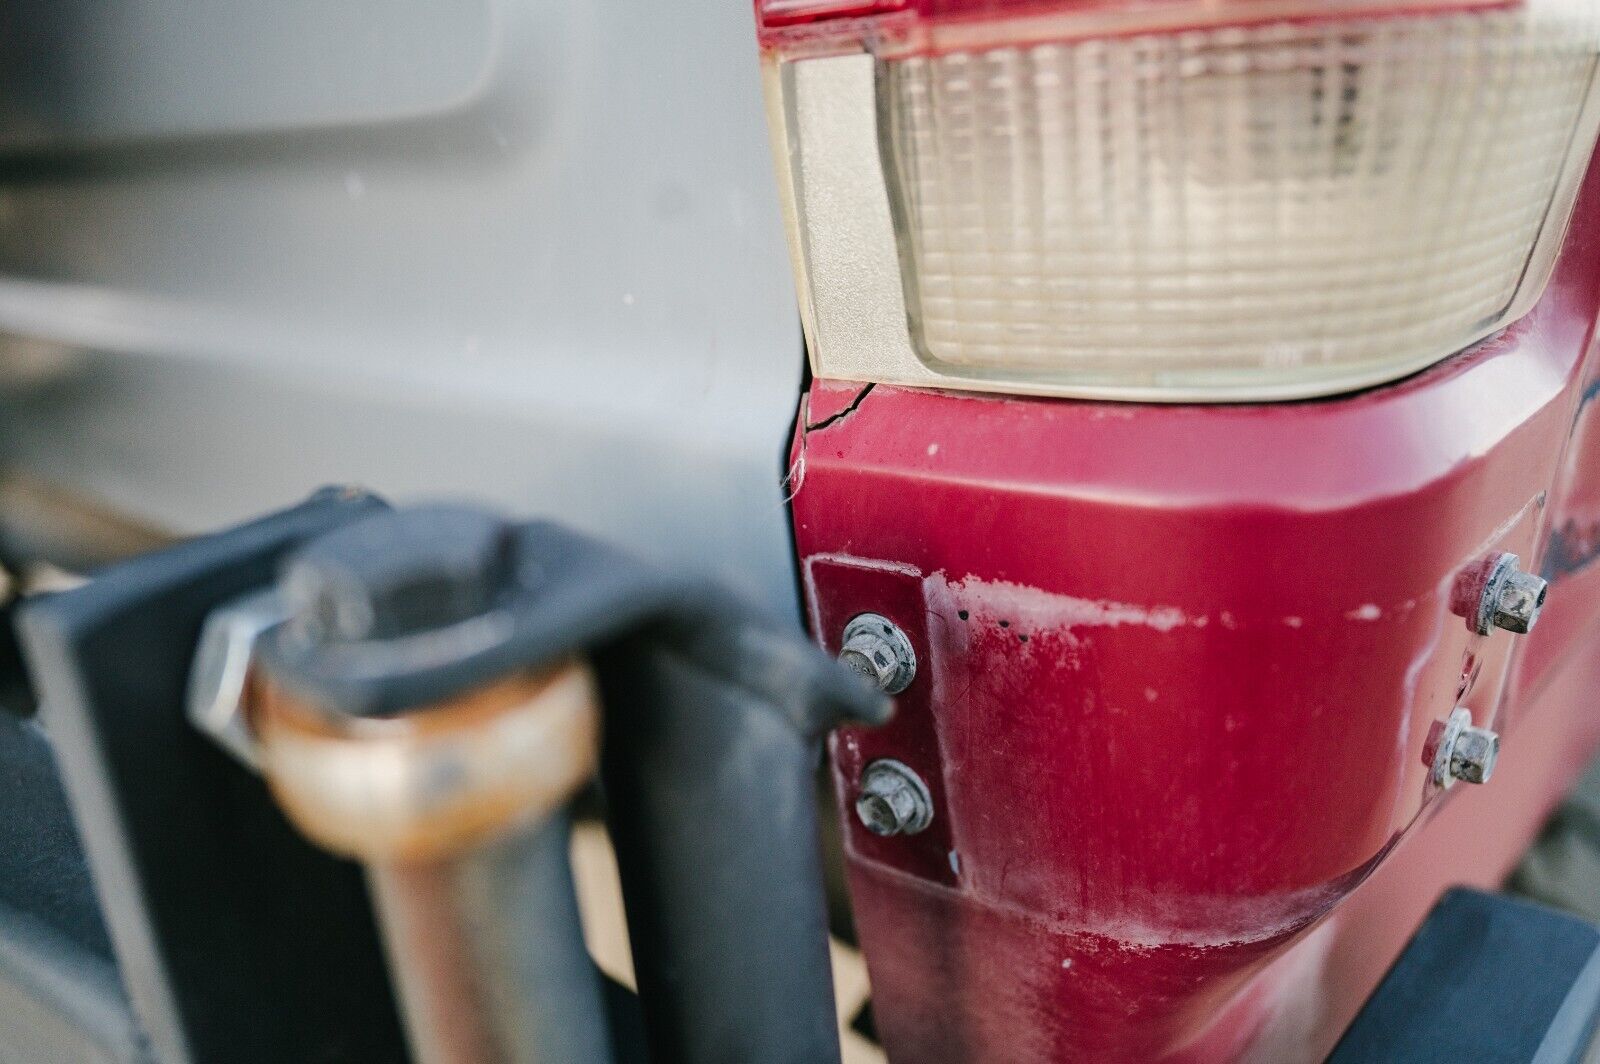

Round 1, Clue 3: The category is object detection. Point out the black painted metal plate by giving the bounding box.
[16,491,408,1064]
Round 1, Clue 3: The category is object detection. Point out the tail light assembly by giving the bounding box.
[759,0,1600,401]
[769,2,1600,1061]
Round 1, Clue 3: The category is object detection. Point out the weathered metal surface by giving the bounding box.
[789,155,1600,1063]
[248,504,888,1064]
[254,665,602,863]
[1460,552,1550,636]
[855,759,934,838]
[1433,707,1500,788]
[361,814,613,1064]
[838,613,918,695]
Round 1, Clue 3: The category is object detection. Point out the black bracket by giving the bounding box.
[10,496,888,1064]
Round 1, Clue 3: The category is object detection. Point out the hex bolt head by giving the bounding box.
[1449,725,1500,785]
[855,759,934,837]
[187,588,292,769]
[1492,567,1548,635]
[837,614,917,695]
[1471,553,1548,636]
[281,506,514,644]
[1433,707,1500,788]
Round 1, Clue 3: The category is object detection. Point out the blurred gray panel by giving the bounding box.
[1512,756,1600,924]
[0,0,804,618]
[0,907,146,1064]
[0,1,494,147]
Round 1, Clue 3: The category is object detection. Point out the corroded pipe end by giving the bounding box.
[253,660,601,863]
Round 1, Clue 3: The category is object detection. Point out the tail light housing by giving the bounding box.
[759,0,1600,401]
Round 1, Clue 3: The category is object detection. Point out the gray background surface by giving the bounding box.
[0,0,805,618]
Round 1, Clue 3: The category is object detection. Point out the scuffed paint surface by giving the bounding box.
[927,573,1200,634]
[787,180,1600,1055]
[899,565,1453,953]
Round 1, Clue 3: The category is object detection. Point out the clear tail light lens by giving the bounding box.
[759,1,1600,401]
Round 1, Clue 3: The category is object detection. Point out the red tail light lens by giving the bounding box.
[759,0,1600,401]
[758,0,1515,46]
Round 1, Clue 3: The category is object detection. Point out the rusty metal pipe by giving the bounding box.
[367,814,606,1064]
[241,506,891,1064]
[251,661,616,1064]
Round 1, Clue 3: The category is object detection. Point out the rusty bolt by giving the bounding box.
[1474,553,1548,636]
[1434,707,1500,787]
[855,759,933,837]
[837,614,917,695]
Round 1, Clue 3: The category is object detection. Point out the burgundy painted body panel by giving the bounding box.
[789,161,1600,1062]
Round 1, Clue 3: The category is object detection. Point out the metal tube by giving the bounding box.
[368,813,611,1064]
[243,509,891,1064]
[251,662,617,1064]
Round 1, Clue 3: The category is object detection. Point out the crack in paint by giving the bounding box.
[804,383,875,433]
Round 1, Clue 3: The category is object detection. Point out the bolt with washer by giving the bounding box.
[855,759,934,837]
[837,614,917,695]
[1433,707,1500,787]
[1473,553,1548,636]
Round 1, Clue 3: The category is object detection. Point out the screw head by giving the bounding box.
[281,506,514,644]
[838,614,917,695]
[1433,707,1500,787]
[855,759,933,837]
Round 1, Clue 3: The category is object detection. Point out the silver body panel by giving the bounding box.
[0,0,804,618]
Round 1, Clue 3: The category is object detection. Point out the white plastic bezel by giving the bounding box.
[763,40,1600,403]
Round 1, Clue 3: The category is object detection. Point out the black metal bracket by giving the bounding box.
[259,504,890,1064]
[15,489,406,1064]
[8,496,888,1064]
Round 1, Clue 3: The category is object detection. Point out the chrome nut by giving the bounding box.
[855,759,933,837]
[837,613,917,695]
[186,588,291,769]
